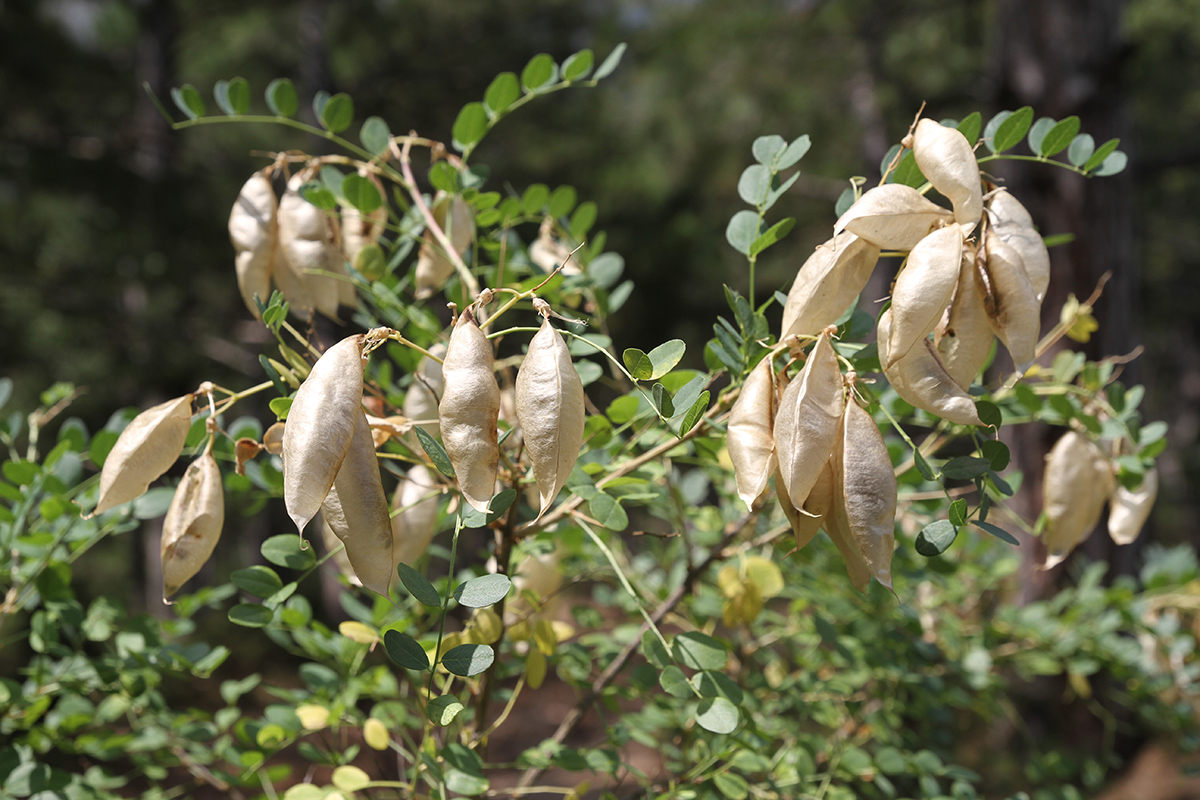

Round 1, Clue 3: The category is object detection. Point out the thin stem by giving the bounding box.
[428,513,465,695]
[977,153,1088,176]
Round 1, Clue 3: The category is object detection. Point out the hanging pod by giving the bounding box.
[988,189,1050,304]
[728,354,778,510]
[91,394,194,516]
[817,463,873,591]
[885,223,965,367]
[773,330,844,510]
[415,193,475,299]
[776,459,832,553]
[279,171,345,320]
[320,513,359,586]
[282,334,367,535]
[403,343,446,437]
[515,316,586,518]
[935,257,995,390]
[439,309,501,513]
[1042,430,1114,569]
[391,464,441,569]
[879,309,982,426]
[321,409,394,597]
[161,448,224,601]
[911,119,983,229]
[829,397,896,590]
[834,184,954,251]
[981,232,1040,375]
[228,171,278,319]
[780,233,881,341]
[1108,468,1158,546]
[529,217,579,275]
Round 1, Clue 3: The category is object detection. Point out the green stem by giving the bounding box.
[977,153,1087,176]
[428,513,465,695]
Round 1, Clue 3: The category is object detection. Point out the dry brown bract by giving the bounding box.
[981,231,1039,375]
[935,258,995,390]
[91,394,195,516]
[161,449,224,601]
[439,309,501,513]
[279,171,346,321]
[988,189,1050,304]
[1108,468,1157,546]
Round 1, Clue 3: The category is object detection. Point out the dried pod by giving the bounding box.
[530,218,579,275]
[879,309,983,426]
[320,512,359,586]
[415,193,475,299]
[982,232,1040,374]
[773,330,844,509]
[728,355,778,510]
[282,334,367,535]
[439,310,500,512]
[912,119,983,228]
[886,223,964,367]
[161,449,224,601]
[279,172,345,320]
[228,172,277,318]
[829,399,896,590]
[988,189,1050,303]
[403,344,446,437]
[92,394,194,516]
[1108,468,1158,546]
[834,184,954,251]
[776,461,832,553]
[935,257,995,390]
[322,410,394,597]
[780,233,881,340]
[515,317,586,517]
[391,464,441,568]
[262,421,286,456]
[234,438,263,476]
[1042,430,1114,569]
[818,463,872,592]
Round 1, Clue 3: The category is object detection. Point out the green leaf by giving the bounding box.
[231,566,284,599]
[593,42,627,80]
[453,102,489,150]
[460,487,516,527]
[981,439,1010,471]
[975,400,1002,428]
[312,89,331,119]
[641,630,671,668]
[547,185,577,219]
[445,768,489,796]
[762,171,800,213]
[320,93,354,133]
[261,535,316,570]
[948,498,968,527]
[652,383,674,418]
[623,348,652,380]
[692,671,744,704]
[383,629,430,670]
[331,766,372,792]
[835,187,856,217]
[983,109,1013,153]
[748,217,795,257]
[1094,150,1127,177]
[973,520,1019,546]
[360,116,391,156]
[229,603,273,628]
[268,396,292,421]
[588,493,629,531]
[265,78,298,118]
[680,391,710,435]
[1083,138,1121,173]
[521,54,557,92]
[484,72,520,115]
[355,243,385,281]
[570,202,598,237]
[215,77,250,115]
[890,150,925,188]
[913,448,935,481]
[395,563,441,607]
[428,695,465,726]
[941,456,991,481]
[0,377,11,413]
[133,486,176,519]
[674,631,726,671]
[1027,116,1056,155]
[714,772,750,800]
[737,164,771,206]
[341,174,382,214]
[955,111,982,145]
[646,339,686,379]
[522,183,550,214]
[453,574,511,608]
[915,520,958,556]
[1040,116,1080,157]
[1067,133,1095,167]
[562,49,594,81]
[415,426,455,479]
[695,697,739,734]
[428,161,460,194]
[751,135,786,167]
[659,666,692,698]
[300,181,338,211]
[171,84,205,120]
[725,210,760,255]
[992,106,1033,152]
[776,134,811,169]
[441,643,494,677]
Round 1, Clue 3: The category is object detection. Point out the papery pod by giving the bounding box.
[911,119,983,229]
[773,330,844,509]
[403,343,446,437]
[279,172,345,320]
[1108,468,1158,546]
[320,513,359,586]
[439,310,500,512]
[982,232,1040,374]
[367,415,410,448]
[886,223,964,367]
[515,317,586,517]
[776,462,832,553]
[390,464,441,568]
[829,399,896,590]
[415,193,475,299]
[262,421,286,456]
[819,463,872,592]
[228,172,277,319]
[92,394,194,516]
[834,184,954,251]
[282,334,367,535]
[988,189,1050,303]
[322,410,393,597]
[879,309,982,426]
[935,258,995,390]
[728,355,778,510]
[530,218,578,275]
[1042,430,1114,569]
[507,547,565,623]
[780,233,881,340]
[161,449,224,601]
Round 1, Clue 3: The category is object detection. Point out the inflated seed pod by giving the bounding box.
[834,184,954,251]
[886,223,964,367]
[935,258,995,390]
[439,310,501,512]
[780,233,881,341]
[161,449,224,601]
[776,461,831,553]
[415,193,475,299]
[982,232,1040,374]
[529,218,579,275]
[390,464,441,568]
[829,399,896,590]
[320,512,359,586]
[279,172,345,320]
[91,394,194,516]
[403,343,446,437]
[912,119,983,229]
[988,189,1050,304]
[515,317,586,517]
[879,309,982,426]
[1108,468,1157,546]
[820,463,872,592]
[282,334,367,535]
[228,172,277,319]
[1042,430,1114,569]
[728,355,778,510]
[773,330,844,510]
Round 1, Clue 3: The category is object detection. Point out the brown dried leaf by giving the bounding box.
[439,310,500,512]
[263,421,285,456]
[92,394,194,516]
[162,450,224,601]
[912,119,983,228]
[835,184,953,251]
[780,233,880,340]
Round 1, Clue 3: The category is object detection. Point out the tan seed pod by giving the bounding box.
[912,119,983,229]
[529,217,579,275]
[439,310,501,513]
[1042,430,1114,569]
[515,317,586,517]
[773,330,844,509]
[320,512,359,586]
[403,343,446,437]
[818,463,872,592]
[834,184,954,251]
[282,334,367,535]
[776,461,832,553]
[161,449,224,601]
[229,172,278,319]
[391,464,441,568]
[982,232,1040,374]
[988,189,1050,303]
[92,394,194,516]
[780,233,881,341]
[935,257,995,390]
[829,399,896,590]
[415,193,475,299]
[263,421,286,456]
[279,172,345,320]
[322,410,394,597]
[728,355,778,510]
[886,223,965,367]
[1108,468,1157,546]
[879,309,982,426]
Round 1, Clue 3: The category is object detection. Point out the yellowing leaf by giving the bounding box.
[533,618,557,656]
[331,765,371,792]
[743,555,784,598]
[339,620,380,645]
[363,717,389,751]
[296,704,330,730]
[471,608,503,645]
[526,647,547,689]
